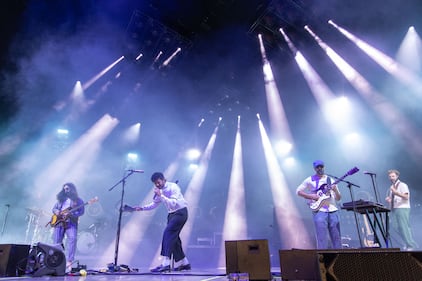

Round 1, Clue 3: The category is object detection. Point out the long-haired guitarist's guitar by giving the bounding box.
[46,197,98,227]
[309,167,359,211]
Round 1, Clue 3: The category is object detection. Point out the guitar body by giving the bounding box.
[49,214,60,227]
[309,194,332,211]
[47,214,59,226]
[48,212,70,227]
[308,167,359,212]
[46,197,98,227]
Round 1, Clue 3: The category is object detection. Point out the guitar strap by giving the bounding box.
[316,176,331,192]
[326,176,331,190]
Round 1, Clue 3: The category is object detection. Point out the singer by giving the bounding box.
[296,160,342,249]
[132,172,190,272]
[385,169,418,250]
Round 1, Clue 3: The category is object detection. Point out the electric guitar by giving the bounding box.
[309,167,359,211]
[46,197,98,227]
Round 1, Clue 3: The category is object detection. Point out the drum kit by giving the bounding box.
[24,205,105,255]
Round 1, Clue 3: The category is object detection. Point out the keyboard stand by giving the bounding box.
[342,201,391,248]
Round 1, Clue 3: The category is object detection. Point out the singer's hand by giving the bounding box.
[154,188,161,197]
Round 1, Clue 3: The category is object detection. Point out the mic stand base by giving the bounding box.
[106,263,136,273]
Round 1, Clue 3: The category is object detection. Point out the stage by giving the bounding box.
[1,268,283,281]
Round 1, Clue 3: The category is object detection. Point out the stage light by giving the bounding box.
[198,118,205,127]
[189,163,199,170]
[126,153,138,162]
[186,148,201,160]
[135,53,143,61]
[56,129,69,136]
[275,140,293,156]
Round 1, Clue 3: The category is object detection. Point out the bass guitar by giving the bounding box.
[46,197,98,227]
[309,167,359,211]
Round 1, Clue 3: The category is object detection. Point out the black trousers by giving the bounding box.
[161,207,188,262]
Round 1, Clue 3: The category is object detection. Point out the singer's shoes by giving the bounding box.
[150,265,171,273]
[174,264,191,271]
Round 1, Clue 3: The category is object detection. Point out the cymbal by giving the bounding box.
[25,207,48,216]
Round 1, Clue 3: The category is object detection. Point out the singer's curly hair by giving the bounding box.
[151,172,165,182]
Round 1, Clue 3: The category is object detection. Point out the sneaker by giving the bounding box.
[150,265,171,273]
[174,264,191,271]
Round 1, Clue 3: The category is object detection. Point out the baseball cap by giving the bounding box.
[313,160,324,168]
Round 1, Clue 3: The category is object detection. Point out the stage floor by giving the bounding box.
[1,268,282,281]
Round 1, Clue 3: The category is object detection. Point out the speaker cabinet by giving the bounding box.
[225,239,272,280]
[279,249,320,280]
[0,244,30,277]
[26,242,66,277]
[279,248,422,281]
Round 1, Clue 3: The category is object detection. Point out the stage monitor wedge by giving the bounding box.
[26,242,66,277]
[225,239,272,281]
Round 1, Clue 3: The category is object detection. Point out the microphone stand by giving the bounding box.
[328,174,364,248]
[366,173,381,204]
[108,170,137,271]
[1,204,10,238]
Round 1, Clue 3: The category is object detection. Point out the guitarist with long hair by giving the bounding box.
[51,182,85,272]
[296,160,342,249]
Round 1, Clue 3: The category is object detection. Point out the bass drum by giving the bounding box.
[77,231,96,254]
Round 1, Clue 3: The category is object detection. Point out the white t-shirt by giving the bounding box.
[296,174,339,212]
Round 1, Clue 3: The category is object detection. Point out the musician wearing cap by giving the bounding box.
[296,160,342,249]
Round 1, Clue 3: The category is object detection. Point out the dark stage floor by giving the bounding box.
[0,268,283,281]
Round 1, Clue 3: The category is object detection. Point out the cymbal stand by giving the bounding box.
[1,204,10,238]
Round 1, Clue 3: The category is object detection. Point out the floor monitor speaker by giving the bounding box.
[225,239,272,280]
[0,244,30,277]
[26,242,66,277]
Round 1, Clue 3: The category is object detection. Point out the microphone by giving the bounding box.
[363,171,376,175]
[127,169,144,173]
